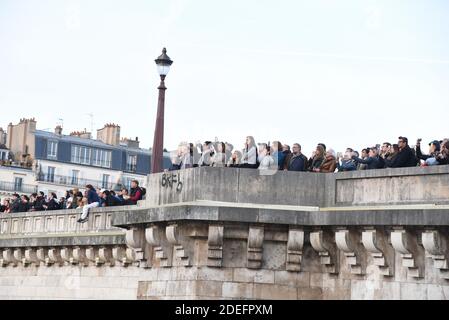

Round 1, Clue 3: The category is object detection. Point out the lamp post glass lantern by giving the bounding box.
[155,47,173,78]
[151,48,173,174]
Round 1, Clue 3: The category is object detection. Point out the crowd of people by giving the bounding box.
[168,136,449,172]
[0,180,145,223]
[2,135,448,219]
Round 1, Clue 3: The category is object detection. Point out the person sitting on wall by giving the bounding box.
[101,190,121,207]
[110,190,123,205]
[118,188,131,205]
[97,189,106,207]
[128,180,143,205]
[77,184,100,223]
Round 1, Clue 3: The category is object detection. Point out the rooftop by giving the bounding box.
[35,130,171,157]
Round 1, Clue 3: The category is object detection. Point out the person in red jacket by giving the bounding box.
[128,180,143,205]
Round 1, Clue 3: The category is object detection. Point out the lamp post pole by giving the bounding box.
[151,48,173,174]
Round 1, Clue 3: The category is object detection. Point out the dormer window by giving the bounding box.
[47,140,58,159]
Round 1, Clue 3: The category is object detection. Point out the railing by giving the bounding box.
[125,163,137,172]
[36,173,118,190]
[0,181,38,194]
[0,161,33,170]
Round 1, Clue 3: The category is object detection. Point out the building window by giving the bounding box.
[47,141,58,159]
[71,170,79,186]
[14,177,23,192]
[123,177,132,190]
[47,166,55,183]
[126,154,137,172]
[0,150,8,161]
[71,145,111,168]
[71,145,91,165]
[92,149,112,168]
[102,174,110,189]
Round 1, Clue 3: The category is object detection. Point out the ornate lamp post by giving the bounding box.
[151,48,173,174]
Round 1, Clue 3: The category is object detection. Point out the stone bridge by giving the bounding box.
[1,166,449,299]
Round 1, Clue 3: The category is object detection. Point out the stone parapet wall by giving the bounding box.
[146,166,449,207]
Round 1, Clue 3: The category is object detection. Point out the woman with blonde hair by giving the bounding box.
[227,150,242,167]
[210,142,226,167]
[239,136,258,169]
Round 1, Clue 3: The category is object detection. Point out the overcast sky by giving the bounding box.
[1,0,448,156]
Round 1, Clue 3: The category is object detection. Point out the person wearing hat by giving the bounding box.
[416,138,440,166]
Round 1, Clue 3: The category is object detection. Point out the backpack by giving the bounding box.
[140,187,146,197]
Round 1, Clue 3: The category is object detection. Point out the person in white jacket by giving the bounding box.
[240,136,258,169]
[258,146,276,170]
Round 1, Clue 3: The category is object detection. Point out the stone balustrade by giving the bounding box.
[0,206,133,269]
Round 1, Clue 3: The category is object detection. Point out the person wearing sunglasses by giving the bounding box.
[387,136,418,168]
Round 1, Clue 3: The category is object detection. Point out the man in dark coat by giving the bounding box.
[45,192,61,210]
[29,193,45,211]
[10,193,21,213]
[352,147,384,170]
[387,136,418,168]
[101,190,121,207]
[286,143,308,171]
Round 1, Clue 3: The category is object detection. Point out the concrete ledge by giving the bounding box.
[112,203,449,227]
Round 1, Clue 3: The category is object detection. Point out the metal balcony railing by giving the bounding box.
[0,181,38,194]
[125,163,137,172]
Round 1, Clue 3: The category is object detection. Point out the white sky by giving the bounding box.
[1,0,448,157]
